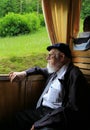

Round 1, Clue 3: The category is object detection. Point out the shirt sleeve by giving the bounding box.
[25,67,49,78]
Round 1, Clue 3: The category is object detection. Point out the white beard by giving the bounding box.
[47,63,56,73]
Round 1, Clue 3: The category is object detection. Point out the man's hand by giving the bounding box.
[9,71,26,82]
[30,125,34,130]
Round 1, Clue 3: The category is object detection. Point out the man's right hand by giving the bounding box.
[9,71,26,82]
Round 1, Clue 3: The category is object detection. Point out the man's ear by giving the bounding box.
[59,53,65,62]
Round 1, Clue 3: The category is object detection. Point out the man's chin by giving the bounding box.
[47,64,55,73]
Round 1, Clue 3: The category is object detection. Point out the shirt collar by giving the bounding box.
[56,64,69,79]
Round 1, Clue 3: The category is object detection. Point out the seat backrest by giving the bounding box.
[72,49,90,85]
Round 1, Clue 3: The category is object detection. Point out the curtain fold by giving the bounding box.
[42,0,81,45]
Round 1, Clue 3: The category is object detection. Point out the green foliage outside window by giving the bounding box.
[0,0,42,18]
[0,12,44,37]
[80,0,90,19]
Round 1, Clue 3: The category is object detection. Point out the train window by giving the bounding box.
[73,0,90,51]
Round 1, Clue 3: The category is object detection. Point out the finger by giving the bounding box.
[9,72,14,78]
[9,71,14,75]
[11,75,21,82]
[10,74,17,82]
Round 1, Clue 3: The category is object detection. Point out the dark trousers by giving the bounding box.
[10,106,54,130]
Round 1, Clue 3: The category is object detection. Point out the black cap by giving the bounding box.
[47,43,72,58]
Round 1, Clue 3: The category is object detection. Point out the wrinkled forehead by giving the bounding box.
[49,48,60,54]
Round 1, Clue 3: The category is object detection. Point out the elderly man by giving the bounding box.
[9,43,89,130]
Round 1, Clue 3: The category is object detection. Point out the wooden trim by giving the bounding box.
[0,74,9,81]
[74,63,90,69]
[0,74,45,81]
[72,50,90,57]
[72,57,90,63]
[79,69,90,75]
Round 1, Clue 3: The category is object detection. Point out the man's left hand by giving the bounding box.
[30,125,34,130]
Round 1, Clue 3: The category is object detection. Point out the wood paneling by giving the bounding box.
[72,49,90,83]
[0,74,45,121]
[72,50,90,57]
